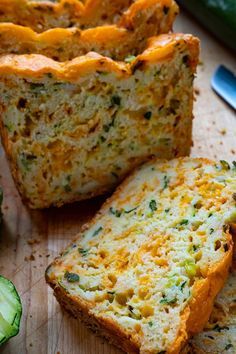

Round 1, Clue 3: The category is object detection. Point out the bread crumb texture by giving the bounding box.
[0,34,199,208]
[46,157,236,353]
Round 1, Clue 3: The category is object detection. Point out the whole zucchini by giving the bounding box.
[177,0,236,52]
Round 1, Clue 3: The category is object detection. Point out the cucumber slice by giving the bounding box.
[0,276,22,345]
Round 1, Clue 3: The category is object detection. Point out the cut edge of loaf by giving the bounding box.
[45,156,234,353]
[0,33,199,209]
[47,250,232,353]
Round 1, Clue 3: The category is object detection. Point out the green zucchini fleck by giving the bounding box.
[144,111,152,120]
[63,175,72,192]
[124,55,136,63]
[179,219,189,226]
[78,248,89,257]
[212,324,229,332]
[64,271,80,283]
[220,160,230,170]
[111,95,121,106]
[110,207,122,217]
[92,226,103,237]
[149,200,157,212]
[20,153,37,172]
[160,296,177,305]
[163,175,170,189]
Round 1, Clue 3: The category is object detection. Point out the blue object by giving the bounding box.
[211,65,236,110]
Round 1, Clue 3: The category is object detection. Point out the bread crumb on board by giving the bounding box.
[27,238,40,246]
[24,254,35,262]
[220,129,227,135]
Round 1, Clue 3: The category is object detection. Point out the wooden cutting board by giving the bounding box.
[0,10,235,354]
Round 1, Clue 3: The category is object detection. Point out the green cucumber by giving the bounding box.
[0,276,22,345]
[177,0,236,52]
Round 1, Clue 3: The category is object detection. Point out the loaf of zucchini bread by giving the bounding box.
[183,268,236,354]
[0,33,199,209]
[46,157,236,354]
[0,0,178,61]
[0,0,178,33]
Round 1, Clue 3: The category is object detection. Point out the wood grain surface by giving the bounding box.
[0,10,235,354]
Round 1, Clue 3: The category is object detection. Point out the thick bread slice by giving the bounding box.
[0,0,178,33]
[183,271,236,354]
[46,157,236,354]
[0,0,178,61]
[0,33,199,209]
[183,266,236,353]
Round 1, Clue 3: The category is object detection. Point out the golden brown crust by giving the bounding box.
[0,33,199,79]
[0,0,177,62]
[50,284,140,353]
[0,23,136,61]
[0,0,178,33]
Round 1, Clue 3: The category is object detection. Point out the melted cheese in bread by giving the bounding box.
[46,157,236,353]
[0,34,199,208]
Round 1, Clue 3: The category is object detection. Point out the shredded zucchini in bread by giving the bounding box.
[46,157,236,354]
[0,33,199,209]
[183,268,236,354]
[0,0,178,33]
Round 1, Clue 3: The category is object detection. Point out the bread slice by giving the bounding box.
[46,157,236,354]
[183,253,236,354]
[0,0,178,62]
[0,0,178,33]
[183,270,236,354]
[0,33,199,209]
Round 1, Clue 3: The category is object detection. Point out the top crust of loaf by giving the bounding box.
[0,33,199,79]
[46,157,236,353]
[0,0,179,33]
[0,0,178,61]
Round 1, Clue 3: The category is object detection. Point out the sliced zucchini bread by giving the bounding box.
[0,33,199,208]
[0,0,178,33]
[183,268,236,354]
[46,157,236,354]
[0,0,178,62]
